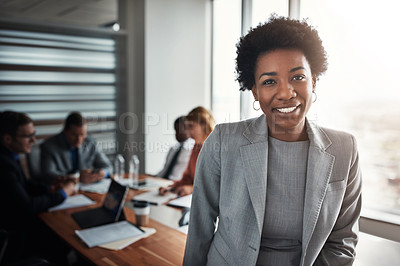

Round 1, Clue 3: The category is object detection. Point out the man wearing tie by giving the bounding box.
[40,111,112,184]
[157,116,194,180]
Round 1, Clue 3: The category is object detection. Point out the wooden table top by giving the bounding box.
[39,177,187,266]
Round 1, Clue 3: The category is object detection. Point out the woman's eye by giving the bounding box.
[262,79,276,85]
[292,75,306,81]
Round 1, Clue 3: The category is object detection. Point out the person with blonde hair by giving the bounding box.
[159,106,215,197]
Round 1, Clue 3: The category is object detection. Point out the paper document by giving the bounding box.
[133,190,177,205]
[168,194,192,208]
[118,177,173,191]
[75,221,145,248]
[48,194,95,212]
[99,227,156,250]
[139,178,173,190]
[79,179,111,194]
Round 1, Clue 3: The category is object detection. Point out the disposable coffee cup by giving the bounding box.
[133,200,150,227]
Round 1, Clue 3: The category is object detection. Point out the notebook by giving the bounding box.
[71,179,129,229]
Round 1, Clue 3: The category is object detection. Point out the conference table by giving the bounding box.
[39,176,187,266]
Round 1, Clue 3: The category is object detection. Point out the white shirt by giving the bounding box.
[157,138,194,181]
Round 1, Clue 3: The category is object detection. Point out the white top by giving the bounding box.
[157,138,194,181]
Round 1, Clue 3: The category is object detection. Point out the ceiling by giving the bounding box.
[0,0,117,28]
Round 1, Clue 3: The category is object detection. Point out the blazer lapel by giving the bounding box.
[302,120,335,255]
[58,133,73,171]
[240,115,269,234]
[78,144,84,170]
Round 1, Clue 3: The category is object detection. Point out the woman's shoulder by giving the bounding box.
[216,116,258,133]
[204,117,258,147]
[312,123,358,152]
[319,126,355,140]
[307,119,358,150]
[307,119,355,139]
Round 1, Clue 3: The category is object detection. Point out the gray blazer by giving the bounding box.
[183,115,362,266]
[40,132,111,183]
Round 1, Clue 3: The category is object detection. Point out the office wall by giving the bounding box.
[144,0,211,174]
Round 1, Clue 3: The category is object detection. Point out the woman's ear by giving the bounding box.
[251,86,258,101]
[312,77,317,90]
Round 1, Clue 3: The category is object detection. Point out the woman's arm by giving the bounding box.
[314,135,362,265]
[183,125,222,266]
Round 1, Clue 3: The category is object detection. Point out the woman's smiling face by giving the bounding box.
[252,49,315,141]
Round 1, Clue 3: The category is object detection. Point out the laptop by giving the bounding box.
[72,179,129,229]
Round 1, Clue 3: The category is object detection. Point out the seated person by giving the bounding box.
[156,116,194,181]
[0,111,75,264]
[41,111,112,184]
[159,107,215,197]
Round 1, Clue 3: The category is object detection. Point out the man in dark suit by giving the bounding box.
[0,111,75,264]
[41,111,112,184]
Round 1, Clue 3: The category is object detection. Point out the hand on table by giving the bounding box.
[159,186,173,196]
[50,176,75,192]
[61,180,76,196]
[80,169,106,184]
[174,185,193,197]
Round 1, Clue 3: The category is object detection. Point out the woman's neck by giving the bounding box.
[268,123,308,142]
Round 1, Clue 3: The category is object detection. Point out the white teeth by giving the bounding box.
[276,106,297,113]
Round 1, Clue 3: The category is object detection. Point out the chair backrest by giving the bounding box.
[26,143,41,180]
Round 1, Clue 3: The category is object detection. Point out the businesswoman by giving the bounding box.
[159,106,215,197]
[184,16,362,266]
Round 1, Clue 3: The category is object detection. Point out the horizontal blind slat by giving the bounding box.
[0,28,117,160]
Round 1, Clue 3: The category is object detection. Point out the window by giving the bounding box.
[212,0,289,123]
[0,27,117,158]
[241,0,289,120]
[211,0,242,124]
[300,0,400,223]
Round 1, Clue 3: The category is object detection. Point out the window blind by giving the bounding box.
[0,28,117,156]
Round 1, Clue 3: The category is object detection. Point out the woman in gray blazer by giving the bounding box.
[184,16,362,266]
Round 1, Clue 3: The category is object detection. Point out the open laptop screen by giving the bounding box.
[71,179,128,229]
[103,179,128,219]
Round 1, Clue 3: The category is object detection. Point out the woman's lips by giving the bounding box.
[274,105,299,113]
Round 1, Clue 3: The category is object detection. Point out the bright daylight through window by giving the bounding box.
[300,0,400,222]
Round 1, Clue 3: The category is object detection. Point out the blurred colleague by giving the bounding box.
[159,107,215,197]
[157,116,194,181]
[41,111,111,184]
[0,111,75,263]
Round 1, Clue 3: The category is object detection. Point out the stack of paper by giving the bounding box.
[75,221,145,248]
[133,190,177,205]
[79,179,111,194]
[168,194,192,208]
[118,178,173,190]
[139,178,173,190]
[49,194,95,212]
[99,227,156,250]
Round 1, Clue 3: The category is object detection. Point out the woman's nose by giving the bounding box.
[276,83,296,100]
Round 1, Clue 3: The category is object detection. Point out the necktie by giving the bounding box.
[70,148,79,173]
[162,144,183,179]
